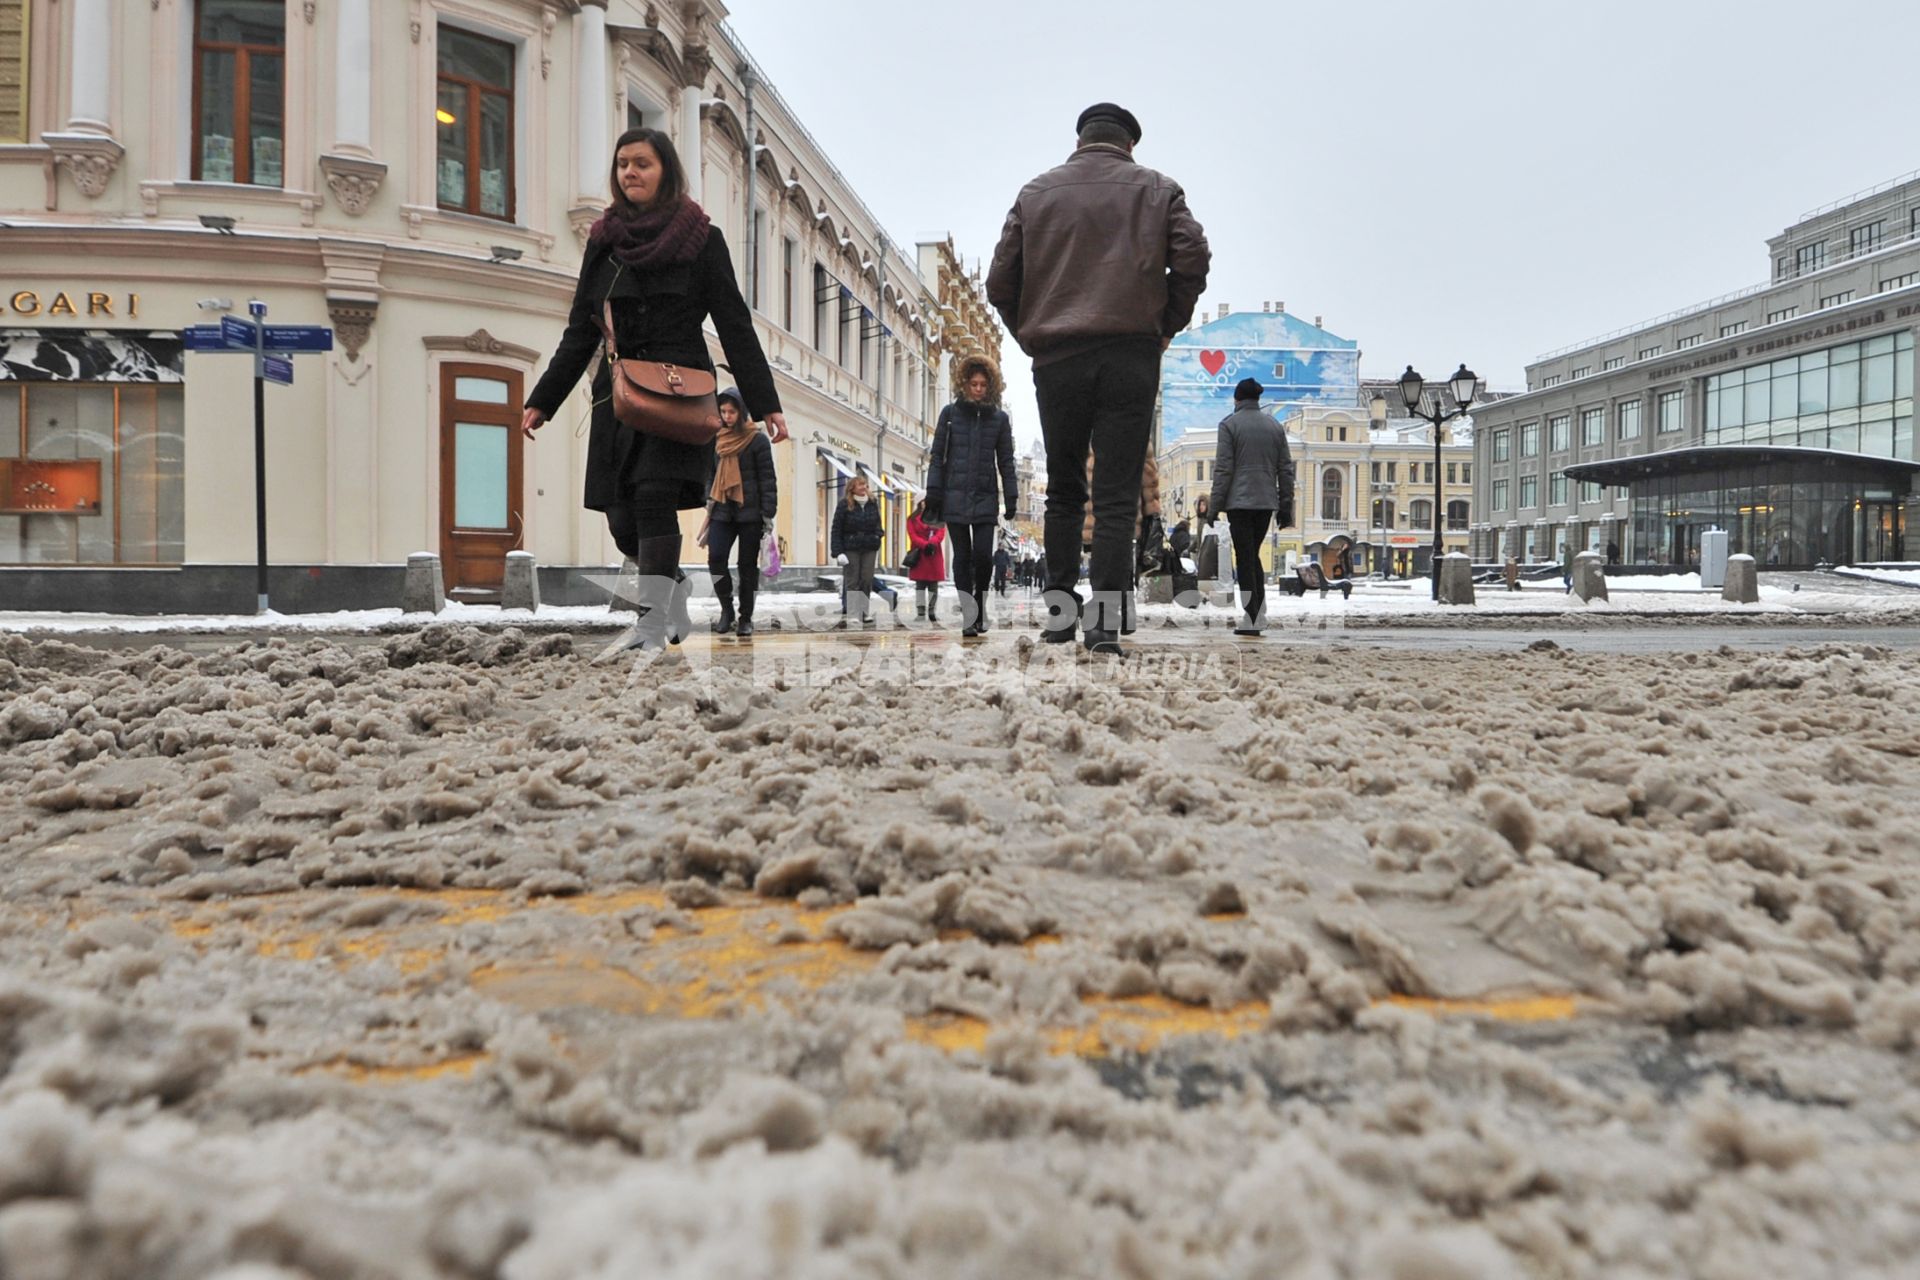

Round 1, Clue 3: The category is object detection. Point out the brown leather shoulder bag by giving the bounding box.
[600,298,722,446]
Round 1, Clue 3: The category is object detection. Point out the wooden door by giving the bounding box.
[438,363,524,600]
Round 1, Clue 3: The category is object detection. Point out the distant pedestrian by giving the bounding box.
[831,475,884,627]
[1207,377,1295,636]
[925,354,1017,638]
[993,540,1012,597]
[988,102,1210,655]
[1194,494,1221,582]
[522,127,787,659]
[1169,517,1198,607]
[906,499,947,623]
[705,387,776,639]
[1606,538,1620,566]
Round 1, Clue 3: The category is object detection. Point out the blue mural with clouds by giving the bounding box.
[1160,312,1359,448]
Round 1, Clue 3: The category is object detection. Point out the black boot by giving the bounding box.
[927,585,940,624]
[713,572,736,636]
[736,567,757,639]
[1120,589,1136,636]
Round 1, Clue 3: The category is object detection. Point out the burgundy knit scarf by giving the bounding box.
[589,198,712,269]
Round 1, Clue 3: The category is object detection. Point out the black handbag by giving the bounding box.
[903,544,923,570]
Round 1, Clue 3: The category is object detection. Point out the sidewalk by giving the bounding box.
[2,574,1914,638]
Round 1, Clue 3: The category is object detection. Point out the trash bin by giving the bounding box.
[1700,528,1729,590]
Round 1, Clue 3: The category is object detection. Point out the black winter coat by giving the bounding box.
[926,399,1017,525]
[830,500,884,555]
[525,227,781,513]
[709,432,777,525]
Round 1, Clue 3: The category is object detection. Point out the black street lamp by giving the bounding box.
[1398,364,1479,600]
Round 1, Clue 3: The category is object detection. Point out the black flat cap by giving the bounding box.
[1235,378,1264,401]
[1076,102,1142,144]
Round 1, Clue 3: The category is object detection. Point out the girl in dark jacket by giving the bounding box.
[830,475,885,627]
[521,128,787,655]
[926,353,1017,638]
[706,387,776,638]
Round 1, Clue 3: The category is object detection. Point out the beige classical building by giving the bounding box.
[1157,402,1473,577]
[0,0,962,609]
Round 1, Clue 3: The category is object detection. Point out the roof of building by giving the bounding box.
[1566,445,1920,486]
[1171,310,1356,351]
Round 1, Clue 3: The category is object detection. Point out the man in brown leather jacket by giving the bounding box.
[988,103,1210,655]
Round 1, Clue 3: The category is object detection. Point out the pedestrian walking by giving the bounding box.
[1080,448,1165,635]
[831,475,884,627]
[906,499,947,623]
[1168,516,1199,607]
[1194,495,1221,582]
[993,540,1012,597]
[705,387,776,639]
[925,354,1018,638]
[987,103,1210,656]
[1206,377,1295,636]
[523,127,787,659]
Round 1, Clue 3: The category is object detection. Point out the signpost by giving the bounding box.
[178,302,334,614]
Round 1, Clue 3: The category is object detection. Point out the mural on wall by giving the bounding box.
[1160,312,1359,448]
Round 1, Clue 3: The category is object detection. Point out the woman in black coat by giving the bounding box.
[521,127,786,655]
[705,387,776,639]
[925,353,1017,637]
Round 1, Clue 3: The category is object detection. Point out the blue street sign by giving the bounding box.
[261,355,293,386]
[260,325,333,353]
[220,314,258,348]
[181,325,233,351]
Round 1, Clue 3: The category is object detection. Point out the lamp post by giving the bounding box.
[1398,364,1479,601]
[1367,394,1388,578]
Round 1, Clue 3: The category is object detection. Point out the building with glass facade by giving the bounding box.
[1473,167,1920,569]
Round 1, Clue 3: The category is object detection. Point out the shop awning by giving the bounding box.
[817,448,855,479]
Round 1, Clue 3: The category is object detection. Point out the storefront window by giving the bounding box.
[1621,454,1912,568]
[0,380,185,565]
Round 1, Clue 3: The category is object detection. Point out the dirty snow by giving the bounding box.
[2,624,1918,1278]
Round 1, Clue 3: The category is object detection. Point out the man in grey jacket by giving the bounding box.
[1207,377,1296,636]
[987,103,1210,656]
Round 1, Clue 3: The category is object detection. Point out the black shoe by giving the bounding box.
[714,578,736,636]
[1233,627,1263,637]
[736,615,754,639]
[1082,628,1124,657]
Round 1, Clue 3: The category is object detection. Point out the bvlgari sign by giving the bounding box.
[2,291,142,319]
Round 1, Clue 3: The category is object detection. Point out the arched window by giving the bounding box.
[1321,470,1343,522]
[1373,498,1396,529]
[1410,499,1432,529]
[1447,500,1469,530]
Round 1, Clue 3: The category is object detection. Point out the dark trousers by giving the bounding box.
[947,521,996,622]
[1226,509,1273,627]
[604,499,681,559]
[1034,339,1159,616]
[707,517,762,591]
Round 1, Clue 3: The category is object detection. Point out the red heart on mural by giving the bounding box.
[1199,350,1227,375]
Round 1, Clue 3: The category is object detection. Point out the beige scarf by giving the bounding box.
[710,419,759,506]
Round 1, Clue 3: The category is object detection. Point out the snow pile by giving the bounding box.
[3,627,1919,1276]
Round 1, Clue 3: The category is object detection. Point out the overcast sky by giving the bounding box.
[725,0,1920,449]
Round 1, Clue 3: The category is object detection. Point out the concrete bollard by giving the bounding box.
[403,552,445,614]
[1722,553,1759,604]
[502,550,540,612]
[1572,551,1609,603]
[608,556,639,613]
[1437,552,1476,605]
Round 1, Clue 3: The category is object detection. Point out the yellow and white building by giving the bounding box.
[0,0,987,608]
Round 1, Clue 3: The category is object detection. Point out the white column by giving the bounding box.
[335,0,374,155]
[574,2,608,197]
[67,0,113,134]
[680,84,704,203]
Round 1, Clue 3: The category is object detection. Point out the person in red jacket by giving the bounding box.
[906,499,947,624]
